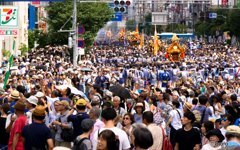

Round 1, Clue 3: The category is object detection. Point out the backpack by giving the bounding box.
[160,126,173,150]
[60,128,75,142]
[72,137,89,150]
[59,116,75,142]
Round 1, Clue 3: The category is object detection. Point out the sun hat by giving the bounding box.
[35,92,45,98]
[184,102,193,111]
[27,96,38,106]
[33,105,46,117]
[11,90,20,100]
[226,125,240,134]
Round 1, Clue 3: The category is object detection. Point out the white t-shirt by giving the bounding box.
[26,110,34,124]
[220,127,227,142]
[5,113,16,129]
[169,109,183,130]
[202,143,222,150]
[92,127,131,150]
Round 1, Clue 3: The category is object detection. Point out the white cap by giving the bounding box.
[35,92,45,98]
[38,74,44,79]
[105,90,113,98]
[172,90,179,97]
[27,96,38,106]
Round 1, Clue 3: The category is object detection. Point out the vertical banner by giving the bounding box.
[28,5,36,30]
[3,40,15,89]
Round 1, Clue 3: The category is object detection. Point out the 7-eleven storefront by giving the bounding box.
[0,3,29,65]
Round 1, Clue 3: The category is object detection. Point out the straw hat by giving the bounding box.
[226,125,240,134]
[33,105,46,117]
[11,90,20,100]
[184,102,193,111]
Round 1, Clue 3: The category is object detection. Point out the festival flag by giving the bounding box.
[3,40,15,89]
[153,25,159,55]
[135,24,139,33]
[139,32,144,49]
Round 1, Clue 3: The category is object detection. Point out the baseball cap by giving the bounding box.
[35,92,45,98]
[76,99,87,106]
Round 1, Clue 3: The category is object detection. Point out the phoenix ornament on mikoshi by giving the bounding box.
[165,34,185,62]
[128,25,140,45]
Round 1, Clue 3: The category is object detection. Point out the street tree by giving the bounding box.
[46,0,113,48]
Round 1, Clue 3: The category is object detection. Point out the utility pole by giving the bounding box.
[73,0,78,67]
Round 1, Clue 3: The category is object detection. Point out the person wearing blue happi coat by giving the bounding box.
[160,70,170,87]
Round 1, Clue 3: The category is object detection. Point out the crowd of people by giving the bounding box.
[0,41,240,150]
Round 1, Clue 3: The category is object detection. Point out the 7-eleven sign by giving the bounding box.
[0,6,18,27]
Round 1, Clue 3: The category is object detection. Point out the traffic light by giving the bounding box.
[114,0,119,5]
[126,0,131,6]
[120,0,125,5]
[120,7,125,12]
[114,0,128,13]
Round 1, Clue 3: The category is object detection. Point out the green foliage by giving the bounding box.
[126,20,136,31]
[143,13,152,35]
[228,9,240,37]
[126,13,163,36]
[46,0,112,48]
[28,29,44,49]
[194,9,240,37]
[19,43,29,56]
[194,22,211,36]
[166,24,187,33]
[28,30,35,49]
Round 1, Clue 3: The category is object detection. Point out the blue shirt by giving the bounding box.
[193,105,212,122]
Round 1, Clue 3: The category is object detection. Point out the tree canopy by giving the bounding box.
[39,0,113,48]
[194,9,240,38]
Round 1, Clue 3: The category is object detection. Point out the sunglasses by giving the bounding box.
[123,117,130,120]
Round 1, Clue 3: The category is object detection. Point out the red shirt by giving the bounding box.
[8,115,27,150]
